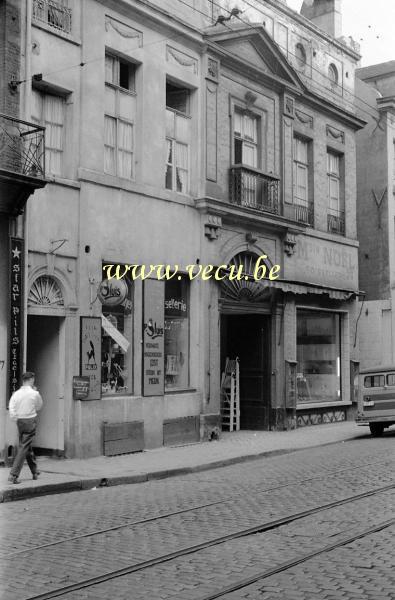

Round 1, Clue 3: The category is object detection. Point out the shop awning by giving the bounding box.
[257,278,357,300]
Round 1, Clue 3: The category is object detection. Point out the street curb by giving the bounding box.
[0,435,357,503]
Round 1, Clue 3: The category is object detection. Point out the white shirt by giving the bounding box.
[9,385,43,421]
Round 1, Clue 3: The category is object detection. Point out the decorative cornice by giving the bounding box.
[105,16,143,46]
[326,124,345,143]
[166,45,198,74]
[295,109,313,128]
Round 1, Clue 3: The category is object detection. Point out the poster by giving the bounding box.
[142,279,164,396]
[8,237,24,403]
[80,317,101,400]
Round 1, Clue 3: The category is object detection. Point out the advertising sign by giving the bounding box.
[8,237,24,404]
[72,376,90,400]
[142,279,164,396]
[80,317,102,400]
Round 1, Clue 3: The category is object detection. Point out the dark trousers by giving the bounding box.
[10,418,38,478]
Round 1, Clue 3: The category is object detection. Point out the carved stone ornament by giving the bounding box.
[166,46,198,74]
[245,91,258,108]
[105,16,143,46]
[284,96,294,117]
[326,125,344,143]
[284,232,297,256]
[204,215,222,240]
[207,57,219,80]
[295,109,313,128]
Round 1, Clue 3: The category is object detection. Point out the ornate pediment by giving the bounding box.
[205,26,303,90]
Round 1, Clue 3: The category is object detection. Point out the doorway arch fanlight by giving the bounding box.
[220,251,272,302]
[28,275,64,307]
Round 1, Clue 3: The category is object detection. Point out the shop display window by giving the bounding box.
[101,274,133,396]
[164,277,189,390]
[296,310,341,403]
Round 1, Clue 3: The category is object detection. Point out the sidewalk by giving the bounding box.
[0,421,367,502]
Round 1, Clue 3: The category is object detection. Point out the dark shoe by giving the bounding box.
[32,471,41,480]
[8,475,21,484]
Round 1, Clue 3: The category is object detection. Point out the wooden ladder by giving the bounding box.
[220,357,240,432]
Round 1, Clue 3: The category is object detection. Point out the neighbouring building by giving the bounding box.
[0,0,47,465]
[2,0,364,459]
[355,61,395,368]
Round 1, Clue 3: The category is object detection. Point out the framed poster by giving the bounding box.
[80,317,101,400]
[72,376,90,400]
[142,279,165,396]
[8,237,24,404]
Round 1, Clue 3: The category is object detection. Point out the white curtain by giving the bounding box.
[175,142,188,193]
[43,94,64,176]
[104,115,116,174]
[118,120,133,178]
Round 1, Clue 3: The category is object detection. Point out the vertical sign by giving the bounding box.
[8,237,24,405]
[80,317,102,400]
[142,279,164,396]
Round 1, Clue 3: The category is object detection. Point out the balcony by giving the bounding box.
[229,165,280,215]
[33,0,72,34]
[327,210,345,235]
[0,114,46,215]
[291,202,314,226]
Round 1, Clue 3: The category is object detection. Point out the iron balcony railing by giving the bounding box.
[229,165,280,214]
[33,0,72,34]
[0,114,45,179]
[292,202,314,226]
[327,210,345,235]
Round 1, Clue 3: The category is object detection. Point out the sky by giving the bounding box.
[286,0,395,66]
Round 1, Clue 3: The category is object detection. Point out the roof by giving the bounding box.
[356,61,395,81]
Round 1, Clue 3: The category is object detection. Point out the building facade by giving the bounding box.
[355,61,395,368]
[0,0,46,465]
[2,0,363,459]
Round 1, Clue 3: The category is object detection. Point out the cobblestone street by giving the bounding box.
[1,430,395,600]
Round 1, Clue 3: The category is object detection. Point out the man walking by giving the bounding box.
[8,372,43,484]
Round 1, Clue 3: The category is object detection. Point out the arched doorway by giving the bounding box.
[220,252,272,430]
[26,275,65,453]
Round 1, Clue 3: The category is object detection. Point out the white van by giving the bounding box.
[356,366,395,436]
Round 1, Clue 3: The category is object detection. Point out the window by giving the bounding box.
[295,43,306,68]
[165,82,191,193]
[328,63,338,86]
[164,277,189,390]
[293,137,309,206]
[32,0,72,35]
[104,54,136,178]
[387,374,395,386]
[327,151,344,225]
[105,54,135,92]
[32,89,65,176]
[100,270,133,396]
[364,375,385,388]
[233,110,259,168]
[297,310,341,404]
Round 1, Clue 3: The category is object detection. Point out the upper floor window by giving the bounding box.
[293,137,309,206]
[165,81,191,193]
[32,0,72,35]
[327,150,345,234]
[328,63,339,86]
[104,54,136,179]
[105,54,136,92]
[234,110,259,168]
[32,89,65,176]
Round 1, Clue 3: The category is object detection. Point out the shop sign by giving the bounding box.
[97,279,129,307]
[80,316,102,400]
[8,237,24,404]
[101,315,130,353]
[164,296,188,317]
[72,376,90,400]
[142,279,164,396]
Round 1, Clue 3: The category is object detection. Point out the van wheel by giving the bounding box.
[369,423,384,437]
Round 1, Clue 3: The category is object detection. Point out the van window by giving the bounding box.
[364,375,385,388]
[386,373,395,386]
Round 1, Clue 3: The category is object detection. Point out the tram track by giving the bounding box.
[21,481,395,600]
[6,456,395,558]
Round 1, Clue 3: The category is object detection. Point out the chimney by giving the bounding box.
[300,0,342,38]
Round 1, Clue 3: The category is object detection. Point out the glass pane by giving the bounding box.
[234,138,242,164]
[104,85,116,115]
[176,168,188,193]
[165,164,173,190]
[105,54,116,84]
[101,279,133,396]
[104,116,116,174]
[387,374,395,386]
[244,114,257,142]
[31,89,42,122]
[165,278,189,390]
[234,111,242,136]
[166,139,173,164]
[297,310,341,403]
[166,109,175,138]
[175,114,190,144]
[242,142,257,168]
[175,142,188,169]
[119,92,136,119]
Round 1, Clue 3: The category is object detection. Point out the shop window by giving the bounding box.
[296,310,341,404]
[164,277,189,390]
[100,272,133,395]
